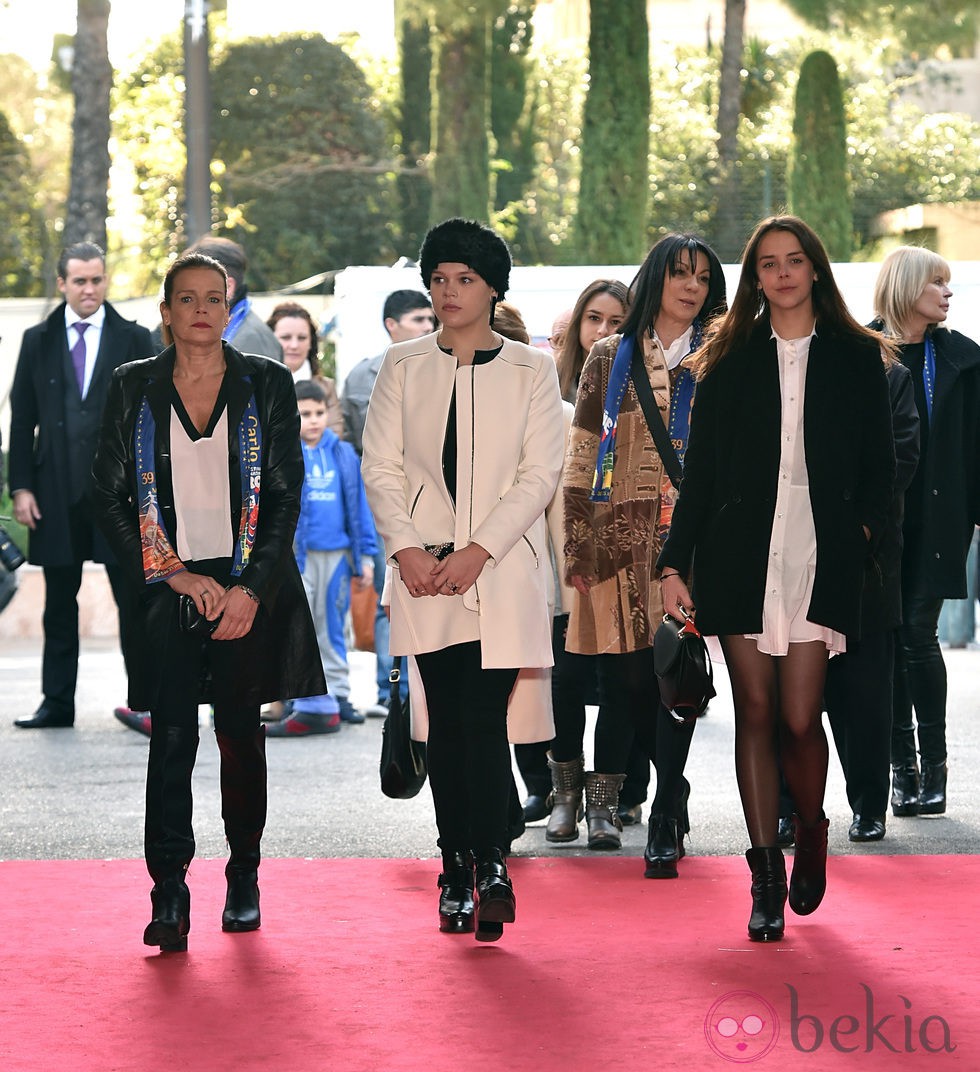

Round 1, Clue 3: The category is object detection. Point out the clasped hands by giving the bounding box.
[166,570,258,640]
[397,543,490,599]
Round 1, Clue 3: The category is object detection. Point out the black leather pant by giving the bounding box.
[892,591,947,767]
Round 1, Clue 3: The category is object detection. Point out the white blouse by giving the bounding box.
[747,328,845,656]
[171,408,234,563]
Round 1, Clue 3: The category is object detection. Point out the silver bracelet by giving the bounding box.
[237,584,260,603]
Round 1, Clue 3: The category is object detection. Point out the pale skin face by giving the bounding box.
[428,263,496,340]
[907,274,952,341]
[385,307,436,343]
[160,266,230,351]
[655,252,712,345]
[578,291,626,354]
[274,315,314,373]
[298,397,328,446]
[58,258,108,319]
[755,230,817,334]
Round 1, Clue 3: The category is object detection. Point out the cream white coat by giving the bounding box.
[361,332,565,676]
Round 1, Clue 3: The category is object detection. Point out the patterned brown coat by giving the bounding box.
[563,332,680,655]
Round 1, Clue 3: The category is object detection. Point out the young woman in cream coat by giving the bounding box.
[361,219,564,943]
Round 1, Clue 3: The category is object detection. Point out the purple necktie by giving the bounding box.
[71,322,88,395]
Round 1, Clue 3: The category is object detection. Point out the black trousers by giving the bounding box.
[415,640,518,855]
[594,647,695,814]
[144,562,262,881]
[893,591,947,766]
[825,630,894,817]
[41,502,137,717]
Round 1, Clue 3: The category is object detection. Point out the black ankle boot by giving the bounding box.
[891,764,920,816]
[222,867,261,932]
[474,848,515,943]
[144,875,191,952]
[746,847,786,942]
[789,814,829,916]
[643,814,681,878]
[918,760,947,814]
[438,850,475,933]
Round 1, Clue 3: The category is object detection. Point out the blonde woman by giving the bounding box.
[871,246,980,820]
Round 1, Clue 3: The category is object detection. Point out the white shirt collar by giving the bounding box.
[654,325,694,370]
[65,303,106,332]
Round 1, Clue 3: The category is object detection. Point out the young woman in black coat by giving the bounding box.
[658,216,896,942]
[872,246,980,819]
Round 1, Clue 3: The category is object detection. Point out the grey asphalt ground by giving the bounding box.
[2,637,978,863]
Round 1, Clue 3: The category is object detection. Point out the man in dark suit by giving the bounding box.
[8,242,154,728]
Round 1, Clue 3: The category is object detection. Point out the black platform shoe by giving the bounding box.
[746,847,786,942]
[222,868,261,932]
[144,876,191,952]
[438,851,475,934]
[643,814,681,878]
[891,764,920,817]
[788,814,829,916]
[474,848,515,943]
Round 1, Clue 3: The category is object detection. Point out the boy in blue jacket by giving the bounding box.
[268,381,377,736]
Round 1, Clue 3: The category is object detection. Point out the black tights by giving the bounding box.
[720,636,829,846]
[594,648,695,813]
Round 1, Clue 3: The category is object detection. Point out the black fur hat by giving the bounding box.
[418,218,511,298]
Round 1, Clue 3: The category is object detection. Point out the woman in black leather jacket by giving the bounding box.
[92,252,323,952]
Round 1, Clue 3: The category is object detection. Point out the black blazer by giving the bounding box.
[658,320,896,638]
[91,344,325,709]
[7,300,154,566]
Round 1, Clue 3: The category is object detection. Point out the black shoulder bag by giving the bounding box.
[630,353,715,724]
[379,657,428,799]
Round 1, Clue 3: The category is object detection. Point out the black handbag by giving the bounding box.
[178,594,222,636]
[379,657,428,799]
[653,609,716,724]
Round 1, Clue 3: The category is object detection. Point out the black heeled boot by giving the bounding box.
[144,874,191,952]
[891,764,920,816]
[644,814,681,878]
[746,847,787,942]
[788,814,829,916]
[217,727,267,933]
[918,760,947,815]
[438,850,475,933]
[474,848,515,943]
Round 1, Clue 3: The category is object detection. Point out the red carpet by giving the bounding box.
[1,856,976,1071]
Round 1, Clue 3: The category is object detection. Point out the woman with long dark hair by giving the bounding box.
[562,234,726,869]
[659,216,895,941]
[556,279,629,402]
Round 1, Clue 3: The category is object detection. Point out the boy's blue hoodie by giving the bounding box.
[294,429,377,575]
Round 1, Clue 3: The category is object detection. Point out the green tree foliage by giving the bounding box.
[782,0,978,58]
[64,0,111,249]
[395,5,432,256]
[429,1,493,222]
[210,34,395,288]
[112,31,187,292]
[0,109,46,295]
[575,0,650,262]
[789,50,852,259]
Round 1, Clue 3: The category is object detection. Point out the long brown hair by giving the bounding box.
[695,215,894,377]
[556,279,630,400]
